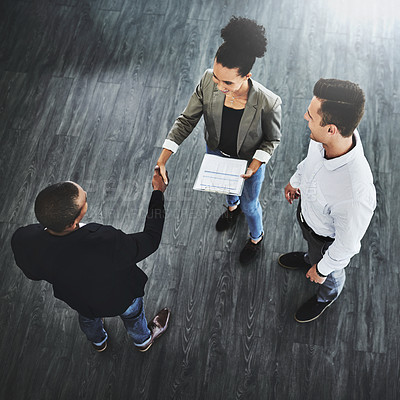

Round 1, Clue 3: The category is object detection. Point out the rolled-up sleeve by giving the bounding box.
[162,139,179,153]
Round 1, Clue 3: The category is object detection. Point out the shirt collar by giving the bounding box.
[321,130,363,171]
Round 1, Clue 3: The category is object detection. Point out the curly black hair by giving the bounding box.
[215,16,267,76]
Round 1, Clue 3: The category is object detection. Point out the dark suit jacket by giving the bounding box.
[11,190,165,318]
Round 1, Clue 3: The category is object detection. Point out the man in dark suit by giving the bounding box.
[11,167,170,352]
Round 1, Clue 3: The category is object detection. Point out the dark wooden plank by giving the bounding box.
[97,8,150,84]
[57,7,121,79]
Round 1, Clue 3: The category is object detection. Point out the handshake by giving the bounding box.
[152,165,169,193]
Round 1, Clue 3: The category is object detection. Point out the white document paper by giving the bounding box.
[193,154,247,196]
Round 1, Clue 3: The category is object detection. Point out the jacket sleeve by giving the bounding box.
[163,70,212,150]
[121,190,165,263]
[11,229,43,281]
[253,96,282,164]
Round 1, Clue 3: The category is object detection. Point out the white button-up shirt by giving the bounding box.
[290,130,376,276]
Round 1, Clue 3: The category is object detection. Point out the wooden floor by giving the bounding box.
[1,0,399,399]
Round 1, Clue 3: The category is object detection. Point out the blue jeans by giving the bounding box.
[78,297,152,347]
[206,146,265,240]
[297,204,346,302]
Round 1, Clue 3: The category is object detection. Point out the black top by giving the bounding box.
[218,105,244,158]
[11,190,165,318]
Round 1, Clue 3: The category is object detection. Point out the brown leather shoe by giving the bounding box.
[137,308,171,352]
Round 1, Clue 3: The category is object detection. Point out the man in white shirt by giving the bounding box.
[280,78,376,323]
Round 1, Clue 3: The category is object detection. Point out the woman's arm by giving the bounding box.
[241,159,263,179]
[241,95,282,179]
[257,96,282,162]
[156,70,213,184]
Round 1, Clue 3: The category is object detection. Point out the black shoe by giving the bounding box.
[294,295,334,323]
[239,236,263,265]
[216,205,242,231]
[278,252,311,270]
[92,319,108,352]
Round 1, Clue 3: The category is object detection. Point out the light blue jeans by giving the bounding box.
[78,297,151,346]
[206,146,265,240]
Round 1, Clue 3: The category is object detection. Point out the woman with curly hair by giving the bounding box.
[156,16,282,265]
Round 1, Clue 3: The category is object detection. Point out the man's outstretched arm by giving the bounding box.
[126,166,168,263]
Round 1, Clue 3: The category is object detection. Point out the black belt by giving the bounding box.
[299,209,334,243]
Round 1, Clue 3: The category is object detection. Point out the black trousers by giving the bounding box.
[297,203,346,302]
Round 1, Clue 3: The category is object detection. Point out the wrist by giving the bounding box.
[159,149,172,163]
[251,159,263,167]
[249,160,262,173]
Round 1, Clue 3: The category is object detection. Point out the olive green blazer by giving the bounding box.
[164,69,282,162]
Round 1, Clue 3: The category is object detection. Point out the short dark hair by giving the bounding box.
[34,182,81,232]
[313,78,365,137]
[215,16,267,77]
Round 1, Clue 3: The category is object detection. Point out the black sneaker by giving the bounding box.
[294,295,334,323]
[216,205,242,231]
[239,236,263,265]
[278,252,311,270]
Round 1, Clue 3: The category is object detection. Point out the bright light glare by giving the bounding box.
[324,0,400,23]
